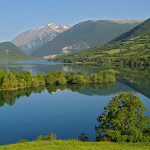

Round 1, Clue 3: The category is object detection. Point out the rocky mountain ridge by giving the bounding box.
[12,23,70,54]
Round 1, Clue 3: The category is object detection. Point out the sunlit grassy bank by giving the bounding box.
[0,140,150,150]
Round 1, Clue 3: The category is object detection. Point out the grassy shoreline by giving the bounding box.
[0,140,150,150]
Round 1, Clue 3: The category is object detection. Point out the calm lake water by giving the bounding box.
[0,61,150,145]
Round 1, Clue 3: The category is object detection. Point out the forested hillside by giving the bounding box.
[53,19,150,66]
[32,20,142,58]
[0,42,29,61]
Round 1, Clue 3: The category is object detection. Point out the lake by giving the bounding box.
[0,61,150,145]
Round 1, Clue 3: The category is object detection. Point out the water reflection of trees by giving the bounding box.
[0,85,45,107]
[46,82,115,94]
[0,83,115,107]
[64,64,150,98]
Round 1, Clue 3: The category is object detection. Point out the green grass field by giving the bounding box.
[104,49,125,54]
[0,140,150,150]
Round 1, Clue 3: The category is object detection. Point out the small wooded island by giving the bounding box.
[0,70,115,91]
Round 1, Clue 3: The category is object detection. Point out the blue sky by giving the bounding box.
[0,0,150,42]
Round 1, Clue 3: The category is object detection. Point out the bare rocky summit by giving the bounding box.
[12,23,70,54]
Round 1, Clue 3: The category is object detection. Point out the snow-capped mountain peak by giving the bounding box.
[12,23,71,54]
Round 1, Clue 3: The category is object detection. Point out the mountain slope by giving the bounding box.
[53,18,150,66]
[31,20,143,58]
[111,18,150,42]
[0,42,29,61]
[12,24,70,54]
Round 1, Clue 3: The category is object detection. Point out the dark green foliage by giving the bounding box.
[37,133,56,141]
[31,75,45,87]
[96,93,150,142]
[0,69,4,84]
[32,20,141,57]
[0,70,45,91]
[46,72,59,84]
[90,74,99,82]
[45,70,115,85]
[19,71,32,87]
[0,42,30,61]
[71,72,76,76]
[1,72,18,90]
[72,75,86,84]
[78,133,88,142]
[45,70,67,84]
[78,71,84,75]
[0,69,115,91]
[0,100,5,107]
[57,77,67,85]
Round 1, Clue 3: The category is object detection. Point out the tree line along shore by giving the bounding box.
[0,70,115,91]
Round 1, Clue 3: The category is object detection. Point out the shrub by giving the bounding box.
[37,133,56,141]
[17,139,28,143]
[77,133,88,142]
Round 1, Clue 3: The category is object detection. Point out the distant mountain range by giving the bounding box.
[54,18,150,65]
[0,42,29,61]
[31,20,144,58]
[11,20,144,58]
[12,24,70,54]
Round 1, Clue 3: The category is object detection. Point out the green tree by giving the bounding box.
[31,77,39,87]
[1,72,18,90]
[90,73,98,82]
[36,75,45,85]
[19,71,32,87]
[0,69,4,84]
[96,93,150,142]
[78,71,84,76]
[72,75,86,84]
[97,76,103,82]
[98,71,103,77]
[57,77,67,85]
[71,72,76,76]
[46,72,58,84]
